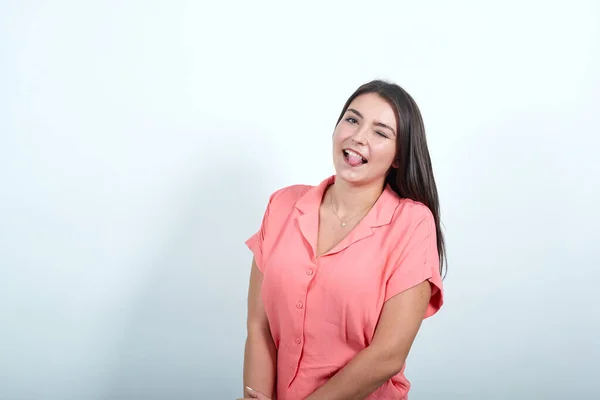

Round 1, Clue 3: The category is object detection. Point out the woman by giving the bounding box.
[239,80,446,400]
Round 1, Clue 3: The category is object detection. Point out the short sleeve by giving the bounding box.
[385,210,444,319]
[245,190,278,273]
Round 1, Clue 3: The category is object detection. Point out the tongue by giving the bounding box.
[346,152,363,167]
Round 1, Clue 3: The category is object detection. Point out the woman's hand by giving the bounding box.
[236,386,272,400]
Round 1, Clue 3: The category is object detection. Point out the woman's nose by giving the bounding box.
[352,127,368,145]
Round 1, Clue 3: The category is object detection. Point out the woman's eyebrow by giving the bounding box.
[347,108,396,136]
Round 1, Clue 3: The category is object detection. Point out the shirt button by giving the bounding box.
[306,269,314,275]
[296,302,303,309]
[295,338,301,344]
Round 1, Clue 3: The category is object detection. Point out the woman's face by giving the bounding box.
[332,92,398,186]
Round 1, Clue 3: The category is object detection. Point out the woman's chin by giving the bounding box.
[334,167,370,184]
[334,165,389,188]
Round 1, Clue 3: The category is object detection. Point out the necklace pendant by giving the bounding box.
[340,221,346,227]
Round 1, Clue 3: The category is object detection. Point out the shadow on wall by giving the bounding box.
[101,126,277,399]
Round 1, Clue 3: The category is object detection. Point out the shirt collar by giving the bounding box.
[294,175,400,259]
[294,175,399,228]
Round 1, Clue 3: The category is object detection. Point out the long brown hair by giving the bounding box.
[336,80,447,277]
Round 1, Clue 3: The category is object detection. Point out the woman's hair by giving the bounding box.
[336,79,447,277]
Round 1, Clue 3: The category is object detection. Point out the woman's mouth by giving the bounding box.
[343,149,368,167]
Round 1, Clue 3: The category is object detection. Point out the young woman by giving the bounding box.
[239,80,447,400]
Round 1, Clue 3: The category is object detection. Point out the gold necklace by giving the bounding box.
[329,193,375,228]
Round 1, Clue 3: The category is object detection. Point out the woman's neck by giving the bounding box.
[326,178,384,218]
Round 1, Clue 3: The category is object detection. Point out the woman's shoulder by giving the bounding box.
[390,196,435,232]
[396,197,433,218]
[267,183,313,208]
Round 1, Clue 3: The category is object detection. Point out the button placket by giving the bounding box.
[294,265,311,349]
[288,262,318,388]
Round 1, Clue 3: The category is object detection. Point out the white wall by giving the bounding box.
[1,1,599,399]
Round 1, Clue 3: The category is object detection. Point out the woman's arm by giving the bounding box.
[242,258,277,399]
[305,280,432,400]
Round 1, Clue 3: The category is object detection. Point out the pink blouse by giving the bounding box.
[246,175,444,399]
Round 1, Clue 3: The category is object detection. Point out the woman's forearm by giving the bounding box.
[304,345,402,400]
[243,328,277,398]
[304,280,429,400]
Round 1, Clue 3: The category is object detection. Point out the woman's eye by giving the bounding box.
[376,131,388,138]
[346,117,358,124]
